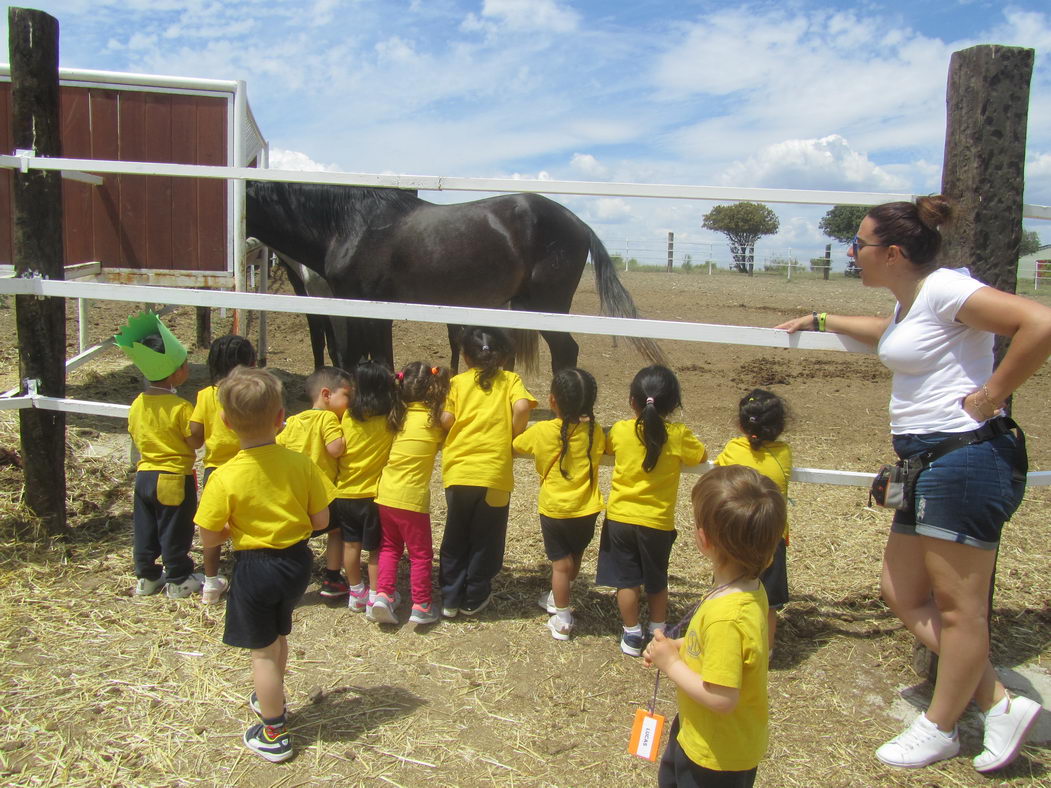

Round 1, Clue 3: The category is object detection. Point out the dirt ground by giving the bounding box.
[0,268,1049,787]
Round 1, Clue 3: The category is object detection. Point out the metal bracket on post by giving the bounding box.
[25,378,40,398]
[14,147,34,173]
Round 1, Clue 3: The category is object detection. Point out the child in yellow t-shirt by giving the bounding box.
[644,465,784,788]
[371,362,450,626]
[189,334,257,604]
[276,366,350,598]
[714,389,791,649]
[513,367,606,641]
[439,327,536,617]
[335,360,396,615]
[195,367,334,763]
[597,365,706,657]
[116,314,205,600]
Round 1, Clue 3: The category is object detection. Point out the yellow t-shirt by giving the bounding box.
[442,369,536,492]
[676,588,769,772]
[276,408,343,482]
[189,384,241,469]
[336,414,394,499]
[375,403,445,514]
[605,419,707,531]
[714,436,792,542]
[127,392,195,474]
[194,443,335,550]
[512,418,607,518]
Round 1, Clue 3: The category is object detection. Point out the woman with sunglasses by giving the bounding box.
[777,195,1051,773]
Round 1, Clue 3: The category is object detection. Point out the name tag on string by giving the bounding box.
[628,708,665,761]
[628,668,665,761]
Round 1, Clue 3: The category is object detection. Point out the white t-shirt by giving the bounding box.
[878,267,992,434]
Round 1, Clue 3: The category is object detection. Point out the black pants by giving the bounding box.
[658,717,757,788]
[133,471,197,585]
[439,485,509,609]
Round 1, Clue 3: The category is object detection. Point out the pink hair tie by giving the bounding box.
[396,371,404,381]
[645,396,655,405]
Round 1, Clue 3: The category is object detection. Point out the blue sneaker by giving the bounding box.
[244,722,292,763]
[620,632,644,657]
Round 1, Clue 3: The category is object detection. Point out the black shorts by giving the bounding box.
[760,538,788,609]
[659,716,757,788]
[595,518,677,594]
[223,540,312,650]
[540,512,598,561]
[332,497,381,550]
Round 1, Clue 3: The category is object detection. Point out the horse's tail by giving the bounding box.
[588,230,668,366]
[511,328,540,375]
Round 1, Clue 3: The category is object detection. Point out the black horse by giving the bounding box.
[245,181,664,372]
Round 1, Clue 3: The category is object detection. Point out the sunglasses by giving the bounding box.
[850,234,889,256]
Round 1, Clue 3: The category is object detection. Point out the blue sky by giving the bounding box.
[3,0,1050,267]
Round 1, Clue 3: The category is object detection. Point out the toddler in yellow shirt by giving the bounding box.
[644,465,784,788]
[277,366,351,598]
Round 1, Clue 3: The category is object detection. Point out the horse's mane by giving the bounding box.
[246,181,425,248]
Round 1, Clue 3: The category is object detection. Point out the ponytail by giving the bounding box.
[629,365,681,472]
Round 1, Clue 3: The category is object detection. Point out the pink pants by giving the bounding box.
[377,504,433,605]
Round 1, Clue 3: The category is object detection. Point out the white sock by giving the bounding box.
[623,624,642,637]
[648,621,666,635]
[350,582,365,593]
[368,589,377,603]
[555,607,573,624]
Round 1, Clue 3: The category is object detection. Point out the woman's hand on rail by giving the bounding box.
[774,315,813,333]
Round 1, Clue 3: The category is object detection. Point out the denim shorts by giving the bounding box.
[890,431,1026,550]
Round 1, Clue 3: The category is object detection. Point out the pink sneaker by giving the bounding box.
[347,585,369,612]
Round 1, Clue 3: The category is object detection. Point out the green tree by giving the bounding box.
[819,205,869,244]
[1020,229,1042,257]
[702,202,779,274]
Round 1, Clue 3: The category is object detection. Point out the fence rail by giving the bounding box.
[2,274,1048,487]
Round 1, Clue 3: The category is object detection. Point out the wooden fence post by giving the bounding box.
[666,231,674,272]
[914,43,1034,682]
[9,7,67,536]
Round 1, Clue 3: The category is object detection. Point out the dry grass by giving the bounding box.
[0,272,1049,786]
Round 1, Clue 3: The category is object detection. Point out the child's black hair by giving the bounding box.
[630,365,682,472]
[551,367,598,486]
[738,388,786,450]
[389,362,451,432]
[349,359,397,423]
[305,366,353,402]
[207,334,257,384]
[460,326,513,392]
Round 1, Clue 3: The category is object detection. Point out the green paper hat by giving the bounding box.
[113,312,188,382]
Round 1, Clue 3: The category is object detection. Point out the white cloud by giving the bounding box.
[593,198,632,222]
[267,148,343,172]
[462,0,580,34]
[718,135,911,192]
[570,153,608,178]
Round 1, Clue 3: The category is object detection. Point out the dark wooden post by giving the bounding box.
[823,244,831,281]
[913,44,1034,682]
[195,306,212,349]
[9,8,67,535]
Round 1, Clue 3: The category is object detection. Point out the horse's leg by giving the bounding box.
[306,314,328,370]
[540,330,579,374]
[446,324,462,373]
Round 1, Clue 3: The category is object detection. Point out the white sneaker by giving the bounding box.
[538,591,557,614]
[547,614,573,641]
[876,713,959,768]
[134,576,164,596]
[165,572,205,599]
[973,694,1042,773]
[369,593,399,624]
[201,576,228,605]
[441,606,459,619]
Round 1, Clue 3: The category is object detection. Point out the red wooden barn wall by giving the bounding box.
[0,83,228,272]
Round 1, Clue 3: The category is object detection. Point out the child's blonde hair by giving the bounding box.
[691,465,785,578]
[219,367,283,433]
